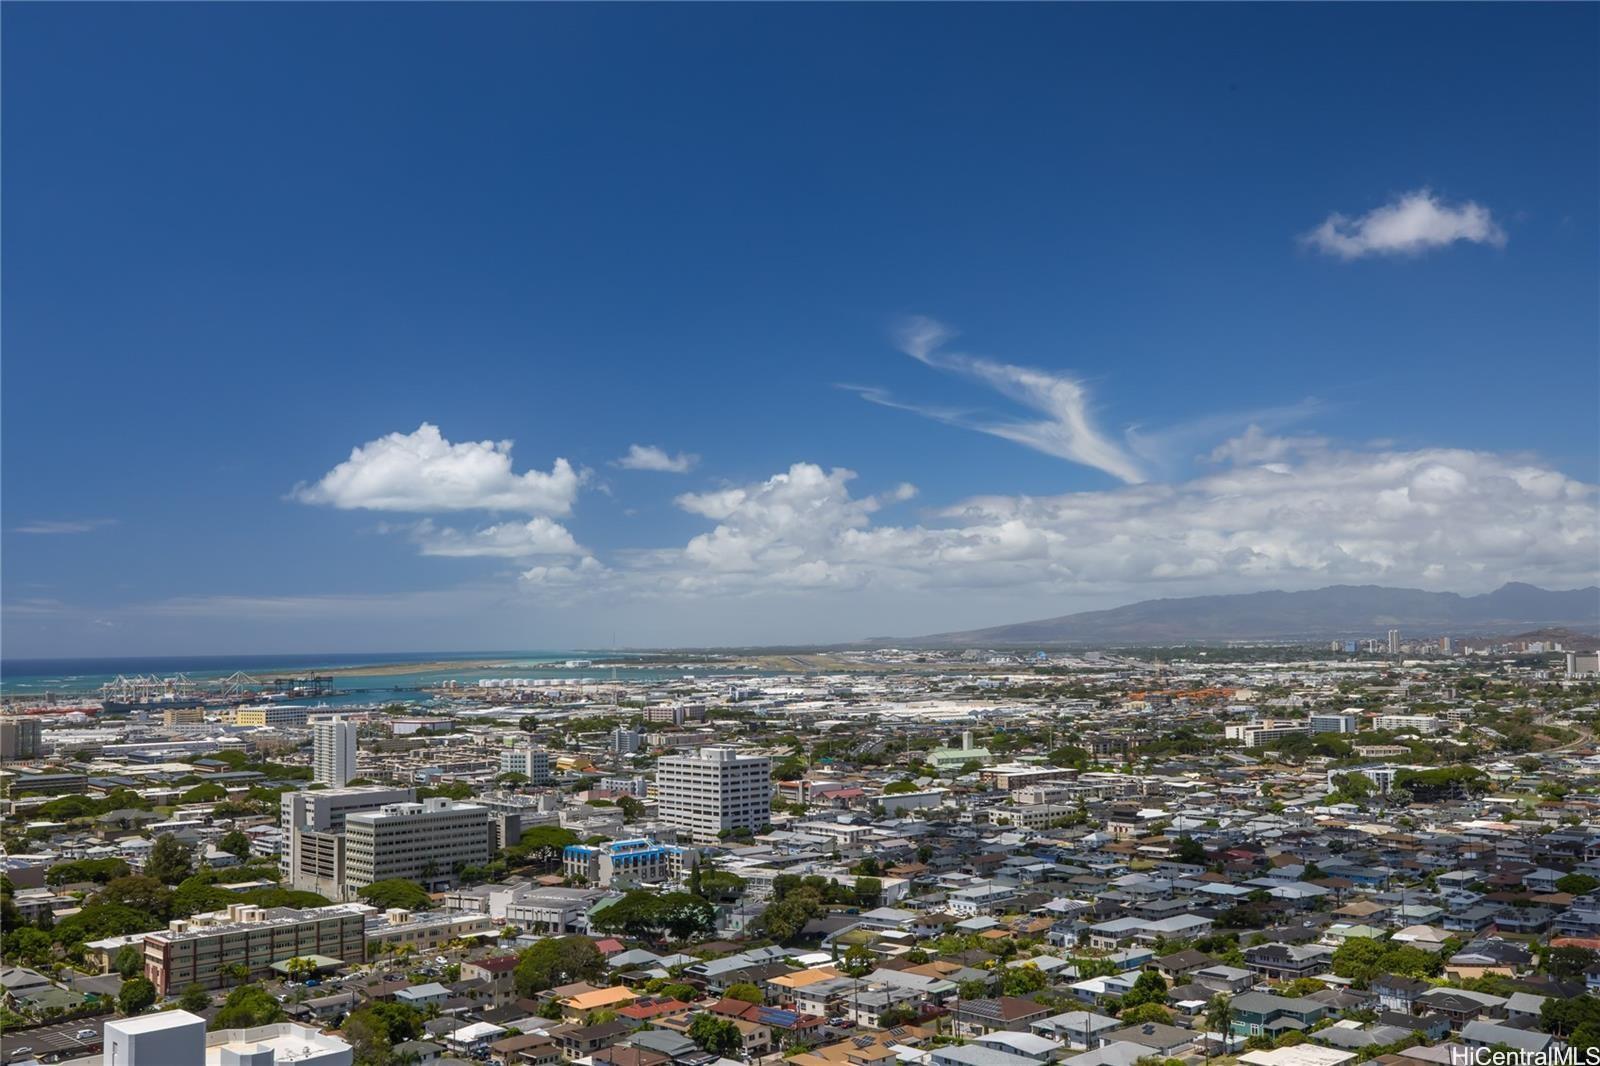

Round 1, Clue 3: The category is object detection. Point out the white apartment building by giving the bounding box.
[343,797,493,893]
[657,745,772,843]
[500,745,553,784]
[312,717,359,787]
[1225,719,1312,748]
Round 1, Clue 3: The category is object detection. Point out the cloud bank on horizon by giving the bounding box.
[282,325,1598,615]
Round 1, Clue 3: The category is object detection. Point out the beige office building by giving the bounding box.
[343,797,492,894]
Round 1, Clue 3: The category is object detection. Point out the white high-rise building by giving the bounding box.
[1387,628,1401,655]
[656,745,772,843]
[500,745,552,784]
[312,717,359,787]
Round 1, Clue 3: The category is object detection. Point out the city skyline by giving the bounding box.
[3,4,1597,656]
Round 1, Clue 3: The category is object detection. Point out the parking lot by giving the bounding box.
[0,1016,106,1065]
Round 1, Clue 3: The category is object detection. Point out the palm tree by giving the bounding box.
[1204,994,1233,1061]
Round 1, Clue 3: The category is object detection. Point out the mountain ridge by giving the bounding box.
[892,582,1600,646]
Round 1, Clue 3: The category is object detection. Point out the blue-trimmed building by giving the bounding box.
[563,838,697,887]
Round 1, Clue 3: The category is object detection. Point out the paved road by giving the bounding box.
[0,1016,106,1064]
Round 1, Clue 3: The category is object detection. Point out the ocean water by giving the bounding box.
[0,650,741,708]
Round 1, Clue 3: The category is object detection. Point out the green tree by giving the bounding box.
[1174,835,1207,866]
[1542,994,1600,1039]
[97,876,176,921]
[1120,1003,1173,1025]
[842,945,875,978]
[1555,874,1600,896]
[513,936,605,995]
[1119,970,1169,1010]
[1546,946,1599,981]
[284,956,318,982]
[118,976,157,1015]
[46,858,131,886]
[1000,964,1048,996]
[726,982,764,1004]
[179,984,211,1012]
[343,1001,424,1066]
[661,982,700,1003]
[180,782,228,804]
[6,928,53,967]
[356,879,434,911]
[145,834,195,885]
[689,1013,743,1056]
[113,943,145,977]
[211,984,283,1029]
[1206,994,1234,1039]
[219,830,253,860]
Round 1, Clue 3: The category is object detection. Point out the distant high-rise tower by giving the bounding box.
[1387,629,1401,655]
[657,745,772,843]
[312,717,359,787]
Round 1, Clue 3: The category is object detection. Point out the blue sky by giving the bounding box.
[4,4,1597,656]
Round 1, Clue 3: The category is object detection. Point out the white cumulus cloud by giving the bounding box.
[614,444,699,473]
[412,517,586,559]
[1303,189,1507,260]
[294,422,583,514]
[524,443,1597,603]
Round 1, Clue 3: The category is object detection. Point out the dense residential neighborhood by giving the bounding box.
[3,644,1599,1066]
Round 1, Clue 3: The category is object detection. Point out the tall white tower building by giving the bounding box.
[1387,629,1401,655]
[312,717,359,787]
[656,745,772,843]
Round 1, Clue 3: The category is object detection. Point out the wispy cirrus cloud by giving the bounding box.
[13,518,118,535]
[613,444,699,474]
[848,316,1149,484]
[1302,188,1506,260]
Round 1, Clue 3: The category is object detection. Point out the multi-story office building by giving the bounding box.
[1310,713,1359,734]
[312,717,359,787]
[234,705,310,727]
[611,726,643,754]
[162,707,205,727]
[643,705,685,726]
[500,745,553,784]
[0,717,42,760]
[1224,719,1312,749]
[656,745,772,843]
[343,797,493,894]
[142,903,365,994]
[562,837,697,887]
[1374,714,1444,735]
[1388,629,1401,655]
[281,785,413,892]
